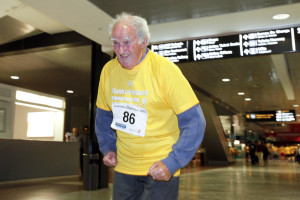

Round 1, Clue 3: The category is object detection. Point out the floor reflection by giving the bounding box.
[0,160,299,200]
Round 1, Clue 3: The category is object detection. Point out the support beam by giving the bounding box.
[0,31,91,56]
[271,54,295,100]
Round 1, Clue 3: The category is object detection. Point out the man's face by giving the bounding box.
[111,22,146,69]
[72,128,78,135]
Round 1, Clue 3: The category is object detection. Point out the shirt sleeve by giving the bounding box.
[95,107,117,155]
[162,104,206,175]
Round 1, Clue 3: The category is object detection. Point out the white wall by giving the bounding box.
[0,100,13,139]
[0,84,15,139]
[13,104,64,141]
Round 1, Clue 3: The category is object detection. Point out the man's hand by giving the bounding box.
[103,151,117,167]
[147,161,172,181]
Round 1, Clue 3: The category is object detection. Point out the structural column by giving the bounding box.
[87,42,111,189]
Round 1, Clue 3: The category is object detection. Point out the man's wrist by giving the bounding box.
[161,156,180,175]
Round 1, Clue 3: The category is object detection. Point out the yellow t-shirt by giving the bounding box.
[96,50,199,176]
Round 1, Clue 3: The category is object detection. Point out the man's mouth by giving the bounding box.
[120,54,129,58]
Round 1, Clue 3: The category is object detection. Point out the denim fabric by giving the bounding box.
[113,171,179,200]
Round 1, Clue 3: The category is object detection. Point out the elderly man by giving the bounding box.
[95,12,206,200]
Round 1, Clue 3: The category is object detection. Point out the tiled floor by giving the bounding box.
[0,160,299,200]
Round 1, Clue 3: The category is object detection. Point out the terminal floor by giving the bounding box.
[1,160,300,200]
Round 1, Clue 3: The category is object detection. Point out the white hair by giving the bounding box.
[109,12,151,45]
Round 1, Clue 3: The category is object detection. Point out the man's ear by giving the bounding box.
[142,37,148,47]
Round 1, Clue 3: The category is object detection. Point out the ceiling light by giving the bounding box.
[67,90,74,94]
[238,92,245,95]
[272,14,290,20]
[16,90,64,109]
[293,104,299,107]
[245,98,251,101]
[222,78,230,82]
[11,76,19,80]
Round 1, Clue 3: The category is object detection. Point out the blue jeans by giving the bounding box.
[113,171,179,200]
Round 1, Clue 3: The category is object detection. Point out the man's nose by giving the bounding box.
[119,46,124,54]
[118,43,127,54]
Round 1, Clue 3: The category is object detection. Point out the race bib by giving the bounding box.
[111,103,147,137]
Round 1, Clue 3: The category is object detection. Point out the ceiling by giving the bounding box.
[1,0,300,138]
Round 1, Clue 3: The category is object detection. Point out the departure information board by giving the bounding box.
[150,26,300,63]
[150,41,189,63]
[245,110,296,122]
[240,28,293,56]
[192,35,241,61]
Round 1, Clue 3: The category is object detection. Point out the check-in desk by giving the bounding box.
[0,139,79,182]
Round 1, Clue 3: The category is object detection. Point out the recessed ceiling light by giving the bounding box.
[11,76,19,80]
[238,92,245,95]
[245,98,251,101]
[272,14,290,20]
[222,78,230,82]
[67,90,74,94]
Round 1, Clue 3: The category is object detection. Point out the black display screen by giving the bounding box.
[190,35,241,61]
[294,27,300,51]
[150,41,189,63]
[245,110,296,122]
[241,28,293,56]
[149,26,300,63]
